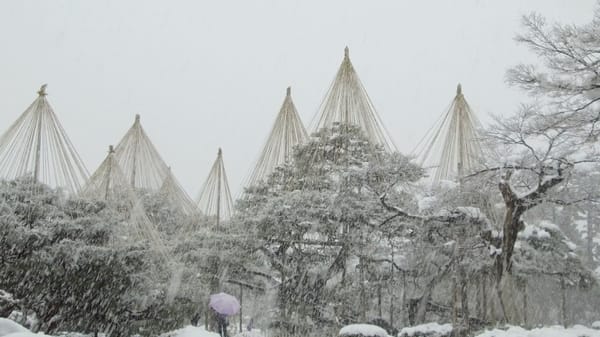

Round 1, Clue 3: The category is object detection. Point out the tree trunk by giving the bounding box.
[360,259,367,322]
[389,254,394,326]
[206,255,220,330]
[452,271,459,329]
[415,283,433,324]
[495,273,509,323]
[416,261,453,323]
[501,206,523,275]
[481,272,487,322]
[460,269,469,333]
[587,206,594,266]
[514,276,527,326]
[401,271,406,326]
[279,271,288,330]
[489,276,496,325]
[522,280,528,327]
[560,275,567,328]
[476,274,481,320]
[239,284,243,332]
[494,196,524,324]
[378,283,382,318]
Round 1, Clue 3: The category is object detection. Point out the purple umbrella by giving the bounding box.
[209,292,240,316]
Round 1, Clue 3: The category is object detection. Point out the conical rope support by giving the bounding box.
[413,84,486,184]
[310,47,397,152]
[0,85,89,194]
[197,148,234,225]
[244,86,308,189]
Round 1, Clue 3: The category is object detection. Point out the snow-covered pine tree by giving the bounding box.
[234,124,423,333]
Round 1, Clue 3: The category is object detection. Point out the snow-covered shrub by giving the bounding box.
[398,323,452,337]
[339,324,388,337]
[0,179,172,336]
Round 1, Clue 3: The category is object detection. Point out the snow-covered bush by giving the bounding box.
[339,323,388,337]
[0,178,190,336]
[399,323,453,337]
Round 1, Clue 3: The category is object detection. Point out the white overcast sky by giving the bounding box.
[0,0,596,196]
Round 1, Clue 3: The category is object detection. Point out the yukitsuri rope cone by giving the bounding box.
[80,145,132,203]
[197,148,234,226]
[113,114,170,190]
[244,86,308,188]
[0,85,89,193]
[159,167,200,216]
[113,114,197,214]
[311,47,397,152]
[413,84,486,184]
[83,145,187,301]
[81,145,170,259]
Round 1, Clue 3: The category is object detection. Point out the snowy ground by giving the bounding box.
[475,325,600,337]
[3,319,600,337]
[0,318,50,337]
[0,318,30,337]
[158,326,221,337]
[159,326,265,337]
